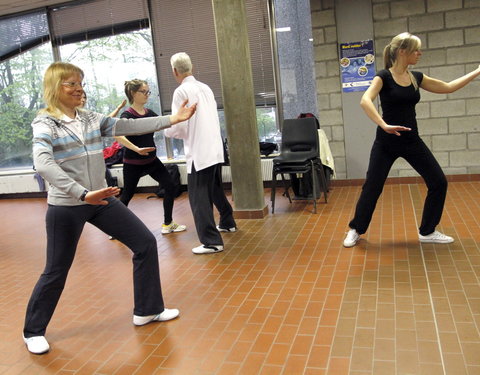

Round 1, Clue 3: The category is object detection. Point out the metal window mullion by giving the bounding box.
[267,0,283,132]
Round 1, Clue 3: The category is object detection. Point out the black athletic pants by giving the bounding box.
[120,158,175,224]
[349,137,447,236]
[24,198,164,337]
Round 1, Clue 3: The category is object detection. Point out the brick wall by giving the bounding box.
[311,0,480,179]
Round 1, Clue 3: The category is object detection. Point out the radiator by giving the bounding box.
[221,158,273,183]
[0,159,278,194]
[260,158,274,181]
[108,158,276,187]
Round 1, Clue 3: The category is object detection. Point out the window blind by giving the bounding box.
[245,0,276,107]
[0,10,49,63]
[148,0,220,113]
[49,0,149,46]
[148,0,275,113]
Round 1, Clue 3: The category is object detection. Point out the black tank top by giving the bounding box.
[120,108,158,162]
[376,69,423,143]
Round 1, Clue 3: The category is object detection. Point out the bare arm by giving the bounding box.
[360,76,411,136]
[114,136,156,156]
[421,65,480,94]
[108,99,127,118]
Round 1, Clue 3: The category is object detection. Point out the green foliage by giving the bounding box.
[0,44,52,168]
[0,29,279,168]
[0,31,153,169]
[0,102,34,143]
[61,30,159,115]
[256,107,277,141]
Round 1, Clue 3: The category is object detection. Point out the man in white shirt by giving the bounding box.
[165,52,236,254]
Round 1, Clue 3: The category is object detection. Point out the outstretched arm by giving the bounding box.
[169,99,197,124]
[421,65,480,94]
[360,76,411,136]
[112,99,196,137]
[164,93,189,139]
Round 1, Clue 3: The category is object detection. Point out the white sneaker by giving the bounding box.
[161,222,187,234]
[343,229,360,247]
[133,308,180,326]
[23,335,50,354]
[216,225,236,232]
[192,244,224,254]
[419,231,454,244]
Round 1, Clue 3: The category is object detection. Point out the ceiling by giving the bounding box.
[0,0,75,17]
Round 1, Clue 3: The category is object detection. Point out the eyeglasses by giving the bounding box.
[62,82,84,89]
[137,90,151,96]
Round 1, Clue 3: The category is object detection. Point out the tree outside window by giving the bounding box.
[1,29,279,172]
[59,29,169,158]
[0,43,53,170]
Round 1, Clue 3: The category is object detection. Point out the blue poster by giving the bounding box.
[340,40,375,93]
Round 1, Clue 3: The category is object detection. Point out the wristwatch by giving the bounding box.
[80,189,89,201]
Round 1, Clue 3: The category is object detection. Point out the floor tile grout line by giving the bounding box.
[426,183,480,367]
[274,196,346,374]
[229,206,312,374]
[4,186,479,374]
[409,184,446,375]
[423,185,480,375]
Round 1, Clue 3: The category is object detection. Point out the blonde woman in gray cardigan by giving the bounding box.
[23,62,196,354]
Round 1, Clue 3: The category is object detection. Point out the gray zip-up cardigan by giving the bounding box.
[32,109,172,206]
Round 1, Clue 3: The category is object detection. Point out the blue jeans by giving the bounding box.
[349,136,447,236]
[24,197,164,337]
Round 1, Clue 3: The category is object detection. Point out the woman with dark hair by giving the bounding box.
[343,32,480,247]
[115,79,186,234]
[23,62,196,354]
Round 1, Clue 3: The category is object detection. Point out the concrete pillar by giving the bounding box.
[274,0,318,121]
[211,0,268,219]
[335,0,375,179]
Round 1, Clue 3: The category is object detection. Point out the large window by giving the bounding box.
[218,107,277,142]
[0,0,278,172]
[0,43,53,169]
[59,30,167,157]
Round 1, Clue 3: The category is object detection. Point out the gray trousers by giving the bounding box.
[187,163,236,246]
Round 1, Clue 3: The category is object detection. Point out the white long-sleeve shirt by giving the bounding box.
[164,75,224,173]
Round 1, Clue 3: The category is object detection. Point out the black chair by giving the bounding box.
[270,117,328,213]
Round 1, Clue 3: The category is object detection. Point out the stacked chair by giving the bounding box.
[270,117,328,213]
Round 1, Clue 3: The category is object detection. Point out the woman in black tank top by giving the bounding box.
[115,79,187,235]
[343,32,480,247]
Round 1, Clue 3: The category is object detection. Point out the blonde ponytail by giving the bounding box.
[383,44,394,69]
[383,32,421,90]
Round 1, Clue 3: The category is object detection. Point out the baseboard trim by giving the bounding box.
[233,204,269,219]
[329,174,480,187]
[2,174,479,199]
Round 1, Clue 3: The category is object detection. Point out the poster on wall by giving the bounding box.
[339,39,375,93]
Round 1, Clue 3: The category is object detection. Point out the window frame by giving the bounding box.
[0,0,281,171]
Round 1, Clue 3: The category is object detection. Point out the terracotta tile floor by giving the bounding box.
[1,181,480,374]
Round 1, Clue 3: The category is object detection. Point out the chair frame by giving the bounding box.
[270,118,328,214]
